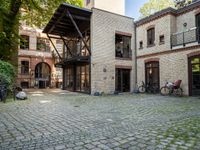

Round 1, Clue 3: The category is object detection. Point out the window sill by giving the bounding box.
[147,44,155,48]
[115,57,132,61]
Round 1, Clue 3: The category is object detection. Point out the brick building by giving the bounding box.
[43,1,135,94]
[17,26,63,89]
[42,0,200,96]
[136,1,200,96]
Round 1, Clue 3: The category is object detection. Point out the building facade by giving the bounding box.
[42,1,200,96]
[43,3,135,94]
[136,2,200,96]
[17,26,63,89]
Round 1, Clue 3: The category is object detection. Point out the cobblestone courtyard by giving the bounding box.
[0,89,200,150]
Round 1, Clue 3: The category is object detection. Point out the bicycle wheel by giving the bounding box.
[138,86,145,93]
[160,86,170,96]
[174,88,183,97]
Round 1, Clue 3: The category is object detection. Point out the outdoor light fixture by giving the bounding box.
[149,68,152,74]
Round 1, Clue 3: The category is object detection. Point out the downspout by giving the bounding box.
[134,22,137,89]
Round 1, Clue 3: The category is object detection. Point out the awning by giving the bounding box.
[43,3,92,37]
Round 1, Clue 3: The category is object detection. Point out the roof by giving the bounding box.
[136,0,200,27]
[43,3,92,37]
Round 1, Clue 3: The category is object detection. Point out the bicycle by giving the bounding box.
[138,81,157,94]
[160,80,183,96]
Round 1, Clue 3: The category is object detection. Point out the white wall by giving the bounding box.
[84,0,125,16]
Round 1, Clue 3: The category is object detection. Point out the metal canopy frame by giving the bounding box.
[43,3,92,66]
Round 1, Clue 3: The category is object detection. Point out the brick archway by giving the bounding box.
[35,62,51,88]
[144,58,159,63]
[187,51,200,58]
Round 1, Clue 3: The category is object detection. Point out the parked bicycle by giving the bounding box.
[138,81,158,94]
[160,80,183,96]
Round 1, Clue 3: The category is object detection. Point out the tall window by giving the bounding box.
[20,35,29,49]
[56,40,63,54]
[21,61,29,75]
[86,0,90,5]
[115,34,131,58]
[147,28,155,46]
[37,38,51,51]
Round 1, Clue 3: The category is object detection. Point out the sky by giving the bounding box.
[125,0,149,20]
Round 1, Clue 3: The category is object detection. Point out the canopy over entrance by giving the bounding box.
[43,3,92,94]
[43,3,92,37]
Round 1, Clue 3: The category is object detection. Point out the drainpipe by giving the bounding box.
[134,22,137,90]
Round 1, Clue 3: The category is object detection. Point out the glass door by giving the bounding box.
[145,62,160,93]
[190,56,200,96]
[115,68,130,92]
[75,64,90,93]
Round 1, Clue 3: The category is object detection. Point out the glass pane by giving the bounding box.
[115,35,123,57]
[123,36,131,58]
[191,58,200,64]
[192,64,200,72]
[76,66,81,91]
[192,63,200,95]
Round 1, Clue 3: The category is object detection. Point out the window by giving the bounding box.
[37,38,51,51]
[147,28,155,46]
[159,35,165,44]
[21,61,29,75]
[115,34,131,58]
[20,35,29,49]
[86,0,90,5]
[56,40,63,54]
[139,41,143,49]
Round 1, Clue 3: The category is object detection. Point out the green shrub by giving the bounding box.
[0,60,16,90]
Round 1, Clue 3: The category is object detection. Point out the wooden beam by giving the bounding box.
[48,9,67,34]
[66,9,91,55]
[60,36,74,57]
[47,34,62,61]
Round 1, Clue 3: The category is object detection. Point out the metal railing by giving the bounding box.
[171,27,199,47]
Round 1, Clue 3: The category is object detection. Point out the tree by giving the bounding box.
[0,0,83,62]
[139,0,175,18]
[174,0,192,9]
[21,0,83,28]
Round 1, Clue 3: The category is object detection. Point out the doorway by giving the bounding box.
[116,68,131,92]
[145,61,160,93]
[35,62,51,88]
[64,64,90,93]
[189,55,200,96]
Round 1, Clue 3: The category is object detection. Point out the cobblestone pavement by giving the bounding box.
[0,89,200,150]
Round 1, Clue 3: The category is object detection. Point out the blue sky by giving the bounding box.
[125,0,149,20]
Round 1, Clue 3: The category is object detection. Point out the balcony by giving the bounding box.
[171,27,199,48]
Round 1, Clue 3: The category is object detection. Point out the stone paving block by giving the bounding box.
[0,90,200,150]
